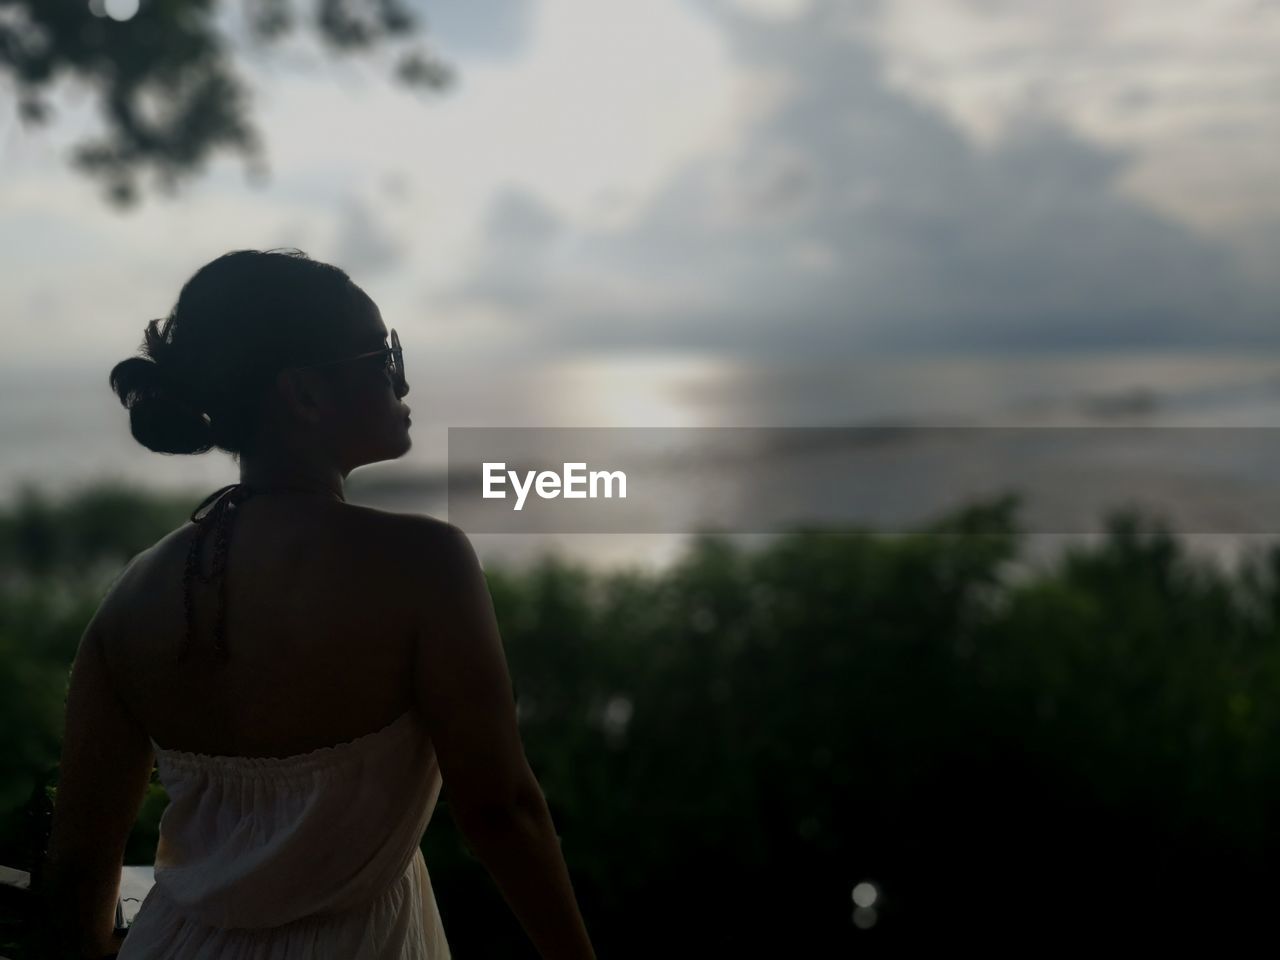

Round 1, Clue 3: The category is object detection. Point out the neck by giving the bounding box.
[238,466,346,503]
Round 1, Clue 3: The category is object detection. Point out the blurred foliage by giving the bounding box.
[3,484,1280,951]
[0,0,453,207]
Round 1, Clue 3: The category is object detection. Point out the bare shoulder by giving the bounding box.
[351,507,478,583]
[91,540,159,642]
[349,505,459,553]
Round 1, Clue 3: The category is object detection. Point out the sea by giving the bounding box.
[6,351,1280,575]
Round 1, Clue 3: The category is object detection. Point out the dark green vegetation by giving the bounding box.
[2,482,1278,953]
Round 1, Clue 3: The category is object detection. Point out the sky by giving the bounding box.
[2,0,1280,517]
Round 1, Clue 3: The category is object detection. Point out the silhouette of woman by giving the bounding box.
[35,249,597,959]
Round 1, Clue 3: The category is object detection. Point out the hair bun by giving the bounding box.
[149,354,201,405]
[108,354,215,455]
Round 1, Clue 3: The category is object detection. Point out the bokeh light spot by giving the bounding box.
[852,881,878,908]
[104,0,139,22]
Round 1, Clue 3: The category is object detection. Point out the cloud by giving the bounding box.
[723,0,813,21]
[1,0,757,371]
[333,192,408,277]
[439,0,1275,359]
[860,0,1280,237]
[408,0,535,61]
[4,0,1277,375]
[442,187,561,307]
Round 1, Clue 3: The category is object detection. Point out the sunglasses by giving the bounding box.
[290,328,406,394]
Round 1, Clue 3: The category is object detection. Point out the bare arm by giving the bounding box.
[39,608,154,958]
[410,521,597,960]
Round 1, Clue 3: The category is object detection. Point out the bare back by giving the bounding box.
[102,496,436,758]
[75,494,597,958]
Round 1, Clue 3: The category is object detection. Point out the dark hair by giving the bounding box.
[109,248,357,458]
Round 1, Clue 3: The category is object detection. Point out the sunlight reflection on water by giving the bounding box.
[7,352,1280,572]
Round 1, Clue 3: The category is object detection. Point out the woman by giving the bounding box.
[36,249,597,959]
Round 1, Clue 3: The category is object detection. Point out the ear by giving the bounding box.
[274,367,331,425]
